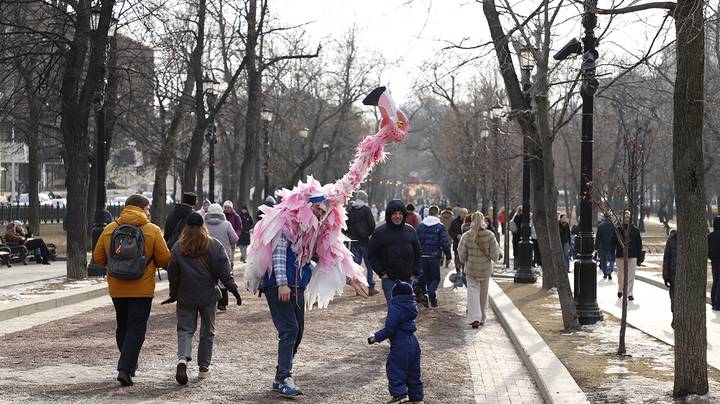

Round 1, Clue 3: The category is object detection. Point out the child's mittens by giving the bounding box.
[367,336,376,345]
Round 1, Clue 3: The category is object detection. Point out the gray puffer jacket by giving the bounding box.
[457,228,501,280]
[167,238,238,309]
[205,212,239,261]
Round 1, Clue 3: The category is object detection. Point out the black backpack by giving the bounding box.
[107,222,147,280]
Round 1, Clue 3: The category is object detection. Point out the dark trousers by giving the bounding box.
[669,283,675,314]
[25,239,50,262]
[512,233,519,266]
[712,261,720,309]
[422,257,442,305]
[531,239,541,266]
[387,335,423,400]
[112,297,153,372]
[265,286,305,382]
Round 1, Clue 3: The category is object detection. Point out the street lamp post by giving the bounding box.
[554,1,603,324]
[490,103,503,240]
[261,108,274,198]
[87,7,118,277]
[514,47,537,284]
[203,77,221,203]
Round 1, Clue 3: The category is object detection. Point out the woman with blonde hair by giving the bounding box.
[458,211,500,328]
[162,212,242,384]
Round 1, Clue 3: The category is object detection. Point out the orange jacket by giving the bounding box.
[93,206,171,298]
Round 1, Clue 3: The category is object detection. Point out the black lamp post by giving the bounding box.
[514,47,537,284]
[203,76,221,203]
[554,1,603,324]
[87,7,118,277]
[261,108,274,198]
[490,103,503,237]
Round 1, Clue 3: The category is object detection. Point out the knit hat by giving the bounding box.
[355,190,368,202]
[186,212,204,226]
[223,200,234,209]
[207,203,223,215]
[391,280,413,297]
[181,192,197,206]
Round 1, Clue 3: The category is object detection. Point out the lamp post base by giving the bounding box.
[573,258,603,325]
[514,239,536,283]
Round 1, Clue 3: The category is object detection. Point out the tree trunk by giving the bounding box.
[672,0,708,395]
[26,121,41,236]
[238,0,261,206]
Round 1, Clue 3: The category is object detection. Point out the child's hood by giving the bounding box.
[392,294,419,321]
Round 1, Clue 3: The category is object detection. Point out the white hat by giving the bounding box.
[208,203,223,215]
[223,200,234,209]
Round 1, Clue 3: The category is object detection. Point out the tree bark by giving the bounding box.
[672,0,708,395]
[238,0,261,206]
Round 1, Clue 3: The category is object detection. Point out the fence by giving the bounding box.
[0,202,173,226]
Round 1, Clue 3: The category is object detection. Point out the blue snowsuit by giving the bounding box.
[374,293,424,400]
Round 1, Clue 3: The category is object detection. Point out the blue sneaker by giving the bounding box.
[273,377,303,397]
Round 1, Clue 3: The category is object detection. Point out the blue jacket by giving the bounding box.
[374,293,418,344]
[416,216,452,260]
[261,243,313,290]
[595,219,615,252]
[368,200,422,281]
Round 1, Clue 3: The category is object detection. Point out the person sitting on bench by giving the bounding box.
[6,222,51,264]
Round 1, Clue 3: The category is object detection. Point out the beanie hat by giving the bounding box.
[264,196,277,206]
[207,203,223,215]
[223,200,234,209]
[391,280,413,297]
[182,192,197,206]
[355,190,368,201]
[186,212,204,226]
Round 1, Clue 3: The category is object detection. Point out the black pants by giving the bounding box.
[25,238,50,262]
[531,239,542,267]
[112,297,153,372]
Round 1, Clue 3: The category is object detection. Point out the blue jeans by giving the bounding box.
[351,244,375,289]
[599,249,615,276]
[112,297,153,372]
[423,257,442,306]
[265,286,305,382]
[562,242,572,273]
[382,278,396,306]
[712,261,720,308]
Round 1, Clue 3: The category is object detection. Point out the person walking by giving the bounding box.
[92,194,171,386]
[448,208,469,269]
[162,212,242,384]
[708,217,720,310]
[405,203,421,229]
[440,207,454,244]
[368,281,424,404]
[368,200,423,306]
[458,212,500,328]
[559,214,572,273]
[164,192,197,249]
[415,206,452,308]
[196,200,210,217]
[529,212,541,267]
[595,216,616,280]
[662,229,678,327]
[205,203,239,311]
[509,206,523,266]
[238,205,254,263]
[613,210,643,301]
[347,190,378,295]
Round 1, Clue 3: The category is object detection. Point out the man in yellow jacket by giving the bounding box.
[93,194,171,386]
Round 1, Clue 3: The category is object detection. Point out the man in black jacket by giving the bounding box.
[347,190,378,295]
[164,192,197,249]
[708,217,720,310]
[663,230,678,326]
[448,208,468,268]
[368,200,422,306]
[613,210,643,301]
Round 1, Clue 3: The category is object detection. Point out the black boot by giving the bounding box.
[117,370,133,386]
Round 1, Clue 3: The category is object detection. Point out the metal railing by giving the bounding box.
[0,202,173,226]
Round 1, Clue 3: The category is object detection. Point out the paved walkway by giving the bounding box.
[0,261,67,288]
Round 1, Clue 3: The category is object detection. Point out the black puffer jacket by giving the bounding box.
[663,231,677,285]
[163,204,194,248]
[367,200,422,281]
[612,223,643,258]
[709,217,720,261]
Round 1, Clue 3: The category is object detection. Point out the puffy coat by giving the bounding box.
[595,219,615,252]
[224,209,243,238]
[415,216,451,259]
[368,200,422,281]
[374,293,418,343]
[163,203,194,248]
[166,238,239,309]
[93,205,171,298]
[457,228,501,280]
[205,212,239,260]
[347,203,376,246]
[612,224,643,258]
[238,211,254,246]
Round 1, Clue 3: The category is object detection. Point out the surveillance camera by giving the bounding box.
[553,38,582,61]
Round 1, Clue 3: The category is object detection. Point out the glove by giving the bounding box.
[231,289,242,306]
[664,281,671,288]
[161,296,176,305]
[367,336,376,345]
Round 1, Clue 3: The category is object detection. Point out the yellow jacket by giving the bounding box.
[93,206,171,298]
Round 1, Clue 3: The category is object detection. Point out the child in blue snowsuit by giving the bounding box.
[368,281,424,404]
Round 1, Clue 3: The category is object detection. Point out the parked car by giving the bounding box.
[142,192,174,205]
[17,193,65,208]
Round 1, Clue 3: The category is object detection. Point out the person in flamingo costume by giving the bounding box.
[244,87,409,397]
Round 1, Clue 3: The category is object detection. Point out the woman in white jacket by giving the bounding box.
[204,203,239,310]
[458,212,500,328]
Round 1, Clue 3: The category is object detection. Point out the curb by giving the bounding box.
[635,272,712,305]
[0,278,169,322]
[488,279,589,404]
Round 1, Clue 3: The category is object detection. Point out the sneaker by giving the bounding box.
[617,292,622,299]
[386,395,408,403]
[430,301,438,308]
[471,321,481,329]
[274,377,303,397]
[368,288,380,296]
[608,274,612,280]
[217,305,227,311]
[175,358,188,385]
[603,274,607,279]
[198,367,211,379]
[117,370,133,386]
[628,296,634,301]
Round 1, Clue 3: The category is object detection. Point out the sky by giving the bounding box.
[269,0,673,104]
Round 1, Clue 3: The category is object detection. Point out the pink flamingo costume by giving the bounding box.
[245,87,409,309]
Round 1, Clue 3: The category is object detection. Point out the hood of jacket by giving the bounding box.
[172,203,193,217]
[204,212,226,225]
[384,200,407,229]
[118,205,150,226]
[391,294,418,328]
[714,217,720,231]
[421,215,441,226]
